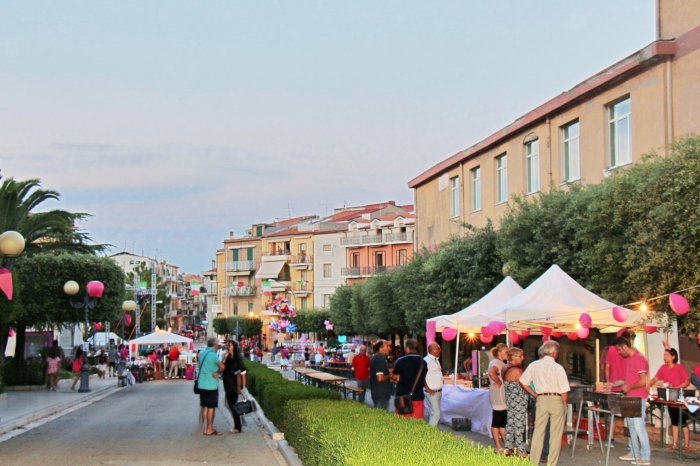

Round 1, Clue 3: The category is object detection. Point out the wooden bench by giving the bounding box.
[345,386,365,401]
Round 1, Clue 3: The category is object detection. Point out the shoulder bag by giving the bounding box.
[394,360,424,415]
[194,351,213,395]
[233,395,256,416]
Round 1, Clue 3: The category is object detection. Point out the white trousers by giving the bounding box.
[425,390,442,426]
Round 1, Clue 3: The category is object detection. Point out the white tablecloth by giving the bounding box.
[424,385,493,437]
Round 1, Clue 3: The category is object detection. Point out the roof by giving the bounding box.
[408,39,677,189]
[265,226,300,238]
[273,215,317,227]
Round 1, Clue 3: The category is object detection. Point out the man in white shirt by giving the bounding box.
[519,340,570,466]
[423,342,443,426]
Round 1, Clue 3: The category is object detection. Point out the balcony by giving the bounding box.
[341,266,396,277]
[361,234,384,245]
[291,254,313,265]
[291,282,313,294]
[223,286,258,297]
[263,249,291,256]
[225,260,257,272]
[341,267,361,277]
[340,236,362,246]
[385,232,414,243]
[341,232,414,247]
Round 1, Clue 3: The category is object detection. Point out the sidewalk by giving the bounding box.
[0,375,120,435]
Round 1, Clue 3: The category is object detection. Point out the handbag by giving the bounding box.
[193,351,213,395]
[233,395,255,416]
[394,361,424,415]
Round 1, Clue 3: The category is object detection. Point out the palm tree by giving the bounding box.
[0,177,107,362]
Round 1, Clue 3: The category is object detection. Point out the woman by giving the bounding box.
[502,347,528,457]
[46,345,62,391]
[488,343,509,453]
[280,345,289,371]
[71,347,85,391]
[96,348,108,379]
[647,347,691,451]
[222,340,247,434]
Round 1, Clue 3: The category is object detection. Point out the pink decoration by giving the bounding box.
[442,327,457,341]
[480,334,493,343]
[124,314,132,326]
[508,330,520,344]
[131,344,136,352]
[579,313,592,328]
[669,293,689,315]
[486,321,506,336]
[87,281,104,298]
[612,307,627,323]
[577,327,590,339]
[567,332,579,340]
[426,321,437,345]
[643,325,657,334]
[94,322,103,331]
[480,326,492,338]
[189,342,194,350]
[540,326,553,336]
[541,335,549,342]
[8,328,14,337]
[0,271,13,300]
[519,329,530,338]
[552,331,564,338]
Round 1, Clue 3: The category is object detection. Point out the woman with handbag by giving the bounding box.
[222,340,247,434]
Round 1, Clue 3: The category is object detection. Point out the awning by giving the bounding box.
[255,261,285,279]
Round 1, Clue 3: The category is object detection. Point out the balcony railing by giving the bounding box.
[291,282,313,292]
[341,267,361,277]
[385,232,413,243]
[341,232,414,246]
[361,234,384,244]
[263,249,291,256]
[203,283,218,294]
[223,286,257,296]
[340,236,362,246]
[291,254,313,264]
[225,260,257,271]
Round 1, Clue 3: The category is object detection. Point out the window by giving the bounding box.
[255,225,263,236]
[300,297,307,309]
[351,252,360,268]
[129,260,134,265]
[609,98,631,168]
[323,244,331,251]
[246,248,253,261]
[397,249,407,265]
[323,264,332,278]
[299,243,307,254]
[562,121,580,182]
[233,302,239,315]
[248,302,253,312]
[449,176,460,217]
[323,294,331,308]
[470,167,481,211]
[374,251,384,267]
[525,140,540,193]
[232,249,239,261]
[496,154,508,203]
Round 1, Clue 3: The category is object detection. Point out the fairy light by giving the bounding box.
[640,302,648,312]
[575,323,581,329]
[468,332,475,338]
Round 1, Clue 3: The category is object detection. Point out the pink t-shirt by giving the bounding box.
[654,364,689,387]
[605,346,626,391]
[624,350,649,399]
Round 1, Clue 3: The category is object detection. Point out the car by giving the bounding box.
[181,330,194,339]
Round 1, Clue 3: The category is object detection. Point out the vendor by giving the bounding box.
[647,347,690,452]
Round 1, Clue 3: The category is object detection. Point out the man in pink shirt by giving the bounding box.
[613,337,650,465]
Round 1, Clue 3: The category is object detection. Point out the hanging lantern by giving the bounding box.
[577,327,590,339]
[612,307,628,323]
[442,327,457,341]
[669,294,689,315]
[552,331,564,338]
[567,332,579,340]
[508,330,520,344]
[579,313,592,328]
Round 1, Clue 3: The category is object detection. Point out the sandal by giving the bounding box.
[204,430,221,436]
[682,445,692,452]
[666,443,678,450]
[229,429,241,434]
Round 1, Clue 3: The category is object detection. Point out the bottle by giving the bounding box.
[679,389,685,403]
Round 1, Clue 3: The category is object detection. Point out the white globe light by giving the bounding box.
[122,300,137,311]
[0,231,25,258]
[64,280,80,296]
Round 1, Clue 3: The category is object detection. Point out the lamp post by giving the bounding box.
[0,230,26,270]
[65,280,104,392]
[122,300,136,341]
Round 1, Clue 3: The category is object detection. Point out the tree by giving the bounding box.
[212,316,262,339]
[328,285,355,335]
[123,263,171,337]
[290,309,331,335]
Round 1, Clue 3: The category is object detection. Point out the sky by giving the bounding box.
[0,1,655,273]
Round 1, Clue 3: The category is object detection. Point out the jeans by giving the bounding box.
[425,390,442,426]
[372,395,390,411]
[356,379,369,402]
[626,402,650,460]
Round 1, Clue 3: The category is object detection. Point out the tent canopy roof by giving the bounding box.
[129,331,192,346]
[427,276,523,331]
[469,265,640,333]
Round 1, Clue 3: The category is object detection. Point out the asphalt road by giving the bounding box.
[0,379,286,466]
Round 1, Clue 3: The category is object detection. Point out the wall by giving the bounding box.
[313,231,345,309]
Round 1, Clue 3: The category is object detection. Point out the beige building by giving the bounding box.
[409,1,700,249]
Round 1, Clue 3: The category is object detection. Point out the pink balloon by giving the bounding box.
[541,335,550,342]
[579,313,592,329]
[643,325,657,334]
[87,281,104,299]
[577,327,590,339]
[552,331,564,338]
[541,326,553,336]
[669,294,689,315]
[480,326,492,338]
[567,332,579,340]
[487,321,506,336]
[480,334,493,343]
[442,327,457,341]
[94,322,103,331]
[8,329,14,337]
[519,330,530,338]
[508,330,520,344]
[426,321,437,345]
[612,307,627,323]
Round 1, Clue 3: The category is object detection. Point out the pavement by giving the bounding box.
[0,378,287,466]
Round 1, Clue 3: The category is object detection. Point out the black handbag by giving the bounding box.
[394,362,424,415]
[233,396,255,416]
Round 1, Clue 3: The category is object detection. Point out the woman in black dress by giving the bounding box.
[222,340,246,434]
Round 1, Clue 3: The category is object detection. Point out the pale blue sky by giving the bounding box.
[0,1,655,272]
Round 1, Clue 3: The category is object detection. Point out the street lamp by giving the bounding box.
[0,230,25,270]
[122,300,136,341]
[65,280,104,392]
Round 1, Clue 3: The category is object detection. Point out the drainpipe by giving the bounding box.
[665,57,673,156]
[546,117,553,183]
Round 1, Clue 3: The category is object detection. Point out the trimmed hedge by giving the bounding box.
[284,399,530,466]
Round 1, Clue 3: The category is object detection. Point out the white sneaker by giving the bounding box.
[619,453,636,461]
[636,460,651,466]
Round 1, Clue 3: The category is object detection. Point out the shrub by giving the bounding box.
[2,359,46,386]
[0,373,4,394]
[261,379,341,430]
[284,399,530,466]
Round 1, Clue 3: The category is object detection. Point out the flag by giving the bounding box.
[190,281,200,296]
[262,280,272,296]
[237,281,244,287]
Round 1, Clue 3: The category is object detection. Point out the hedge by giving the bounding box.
[284,399,530,466]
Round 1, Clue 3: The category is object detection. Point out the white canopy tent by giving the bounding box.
[128,331,193,359]
[467,265,642,333]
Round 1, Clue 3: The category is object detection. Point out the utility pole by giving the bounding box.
[126,273,158,337]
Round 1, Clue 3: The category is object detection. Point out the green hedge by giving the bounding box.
[284,399,530,466]
[261,380,341,430]
[1,359,46,386]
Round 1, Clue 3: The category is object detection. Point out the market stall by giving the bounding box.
[423,384,493,437]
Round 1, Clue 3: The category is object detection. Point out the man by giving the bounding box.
[315,343,325,367]
[168,344,181,379]
[528,345,551,463]
[612,337,650,465]
[107,345,118,377]
[423,342,443,426]
[691,332,700,389]
[198,337,225,435]
[519,341,570,466]
[603,330,631,448]
[392,339,428,420]
[271,341,278,363]
[369,339,392,410]
[351,345,370,402]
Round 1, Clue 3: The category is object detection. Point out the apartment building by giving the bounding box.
[109,251,158,275]
[408,1,700,248]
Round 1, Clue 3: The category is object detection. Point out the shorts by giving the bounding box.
[669,406,689,427]
[281,358,289,365]
[492,409,507,428]
[199,389,219,409]
[109,362,116,368]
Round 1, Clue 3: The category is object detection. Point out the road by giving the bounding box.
[0,379,286,466]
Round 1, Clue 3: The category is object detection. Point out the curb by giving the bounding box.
[0,383,119,436]
[245,389,303,466]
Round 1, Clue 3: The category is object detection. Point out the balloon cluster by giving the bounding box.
[324,320,334,331]
[269,317,297,334]
[267,295,297,318]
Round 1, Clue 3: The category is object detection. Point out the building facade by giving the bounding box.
[409,1,700,249]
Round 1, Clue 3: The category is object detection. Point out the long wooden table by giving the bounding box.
[294,368,348,395]
[648,398,700,459]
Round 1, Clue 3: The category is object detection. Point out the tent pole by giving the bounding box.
[595,338,600,383]
[453,327,460,385]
